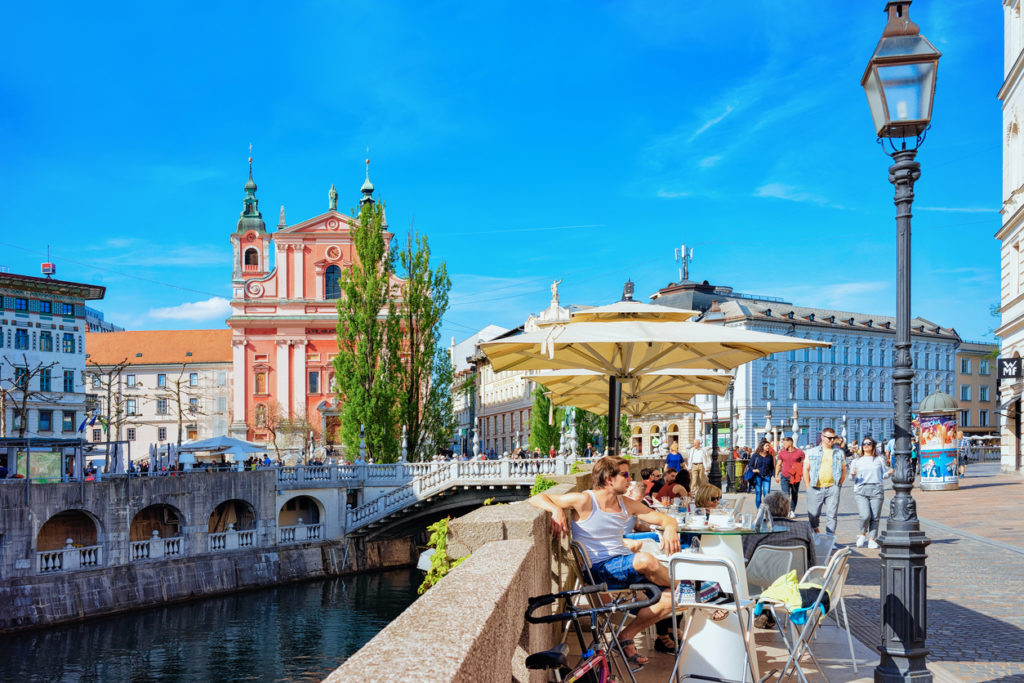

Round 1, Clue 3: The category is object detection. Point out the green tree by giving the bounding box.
[529,385,563,453]
[395,231,455,460]
[334,200,400,462]
[573,408,630,454]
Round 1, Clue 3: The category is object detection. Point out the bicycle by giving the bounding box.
[524,582,662,683]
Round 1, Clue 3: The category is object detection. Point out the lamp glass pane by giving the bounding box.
[878,61,934,122]
[863,68,888,135]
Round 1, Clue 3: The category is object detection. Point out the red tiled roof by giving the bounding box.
[85,329,232,365]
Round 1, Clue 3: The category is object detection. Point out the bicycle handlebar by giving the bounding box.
[524,583,662,624]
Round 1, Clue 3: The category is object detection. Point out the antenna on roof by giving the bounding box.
[674,243,693,282]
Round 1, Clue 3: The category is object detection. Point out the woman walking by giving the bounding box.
[749,441,775,509]
[850,437,892,549]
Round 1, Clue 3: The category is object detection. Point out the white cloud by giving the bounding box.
[754,183,836,208]
[148,297,232,321]
[699,155,722,168]
[448,274,549,313]
[917,206,999,213]
[656,189,691,199]
[689,105,734,142]
[770,281,889,312]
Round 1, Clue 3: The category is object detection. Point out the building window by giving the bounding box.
[158,427,167,441]
[255,372,267,394]
[216,371,226,386]
[14,297,27,311]
[38,410,53,432]
[157,373,167,388]
[960,385,971,401]
[255,403,267,427]
[843,347,849,364]
[855,381,862,401]
[39,300,52,314]
[127,427,136,441]
[980,386,990,402]
[913,352,919,368]
[803,348,810,362]
[816,378,823,400]
[980,359,991,375]
[189,398,199,414]
[803,377,810,400]
[62,411,75,432]
[92,428,101,441]
[980,410,990,427]
[789,377,796,399]
[14,367,28,390]
[960,410,971,426]
[867,349,874,366]
[14,329,28,350]
[126,374,136,387]
[62,333,74,353]
[61,302,74,316]
[244,247,259,268]
[187,425,198,440]
[39,368,51,392]
[216,396,227,412]
[961,358,971,374]
[867,381,875,402]
[855,348,862,365]
[156,398,168,415]
[830,379,837,401]
[64,370,75,392]
[40,331,53,352]
[879,382,886,402]
[308,371,320,394]
[126,399,137,416]
[842,381,849,401]
[91,374,101,389]
[830,347,836,364]
[325,264,342,300]
[189,372,198,387]
[789,350,796,361]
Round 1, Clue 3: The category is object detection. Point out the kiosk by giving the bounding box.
[917,389,960,491]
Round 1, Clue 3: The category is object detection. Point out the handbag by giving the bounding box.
[743,465,755,482]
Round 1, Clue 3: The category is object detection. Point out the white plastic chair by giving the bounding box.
[764,548,853,683]
[801,557,858,673]
[668,553,758,683]
[745,544,808,597]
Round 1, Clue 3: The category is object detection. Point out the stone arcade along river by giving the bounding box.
[0,567,421,682]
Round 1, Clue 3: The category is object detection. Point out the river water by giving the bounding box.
[0,567,421,682]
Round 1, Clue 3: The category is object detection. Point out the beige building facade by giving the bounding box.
[955,342,999,436]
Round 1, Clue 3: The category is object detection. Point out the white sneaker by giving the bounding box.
[787,511,796,519]
[856,535,867,548]
[867,538,879,549]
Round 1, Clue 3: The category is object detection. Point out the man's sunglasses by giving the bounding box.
[617,471,632,479]
[822,435,836,441]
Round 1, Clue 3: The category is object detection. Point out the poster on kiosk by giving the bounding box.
[918,414,959,491]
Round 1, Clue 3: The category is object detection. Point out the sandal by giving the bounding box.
[654,634,677,653]
[618,639,649,667]
[711,609,729,622]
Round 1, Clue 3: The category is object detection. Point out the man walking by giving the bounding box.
[774,436,804,518]
[803,428,846,536]
[687,438,711,489]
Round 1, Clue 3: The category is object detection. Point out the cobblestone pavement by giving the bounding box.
[787,462,1024,682]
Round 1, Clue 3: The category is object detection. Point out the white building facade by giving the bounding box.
[84,330,233,456]
[0,272,103,440]
[694,301,959,449]
[996,0,1024,472]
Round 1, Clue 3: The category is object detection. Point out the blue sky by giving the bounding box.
[0,1,1003,345]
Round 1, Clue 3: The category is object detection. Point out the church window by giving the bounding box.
[255,404,267,427]
[244,248,259,268]
[255,372,267,395]
[325,265,342,300]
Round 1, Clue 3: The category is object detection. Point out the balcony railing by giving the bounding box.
[36,542,103,573]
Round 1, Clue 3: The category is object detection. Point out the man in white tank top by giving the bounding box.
[529,455,680,666]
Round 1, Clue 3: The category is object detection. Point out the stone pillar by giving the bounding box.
[276,340,290,413]
[280,245,290,298]
[293,246,304,299]
[292,340,307,417]
[230,338,249,438]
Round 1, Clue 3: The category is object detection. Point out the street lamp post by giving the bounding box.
[710,394,721,488]
[861,3,940,681]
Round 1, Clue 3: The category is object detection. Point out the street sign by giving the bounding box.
[999,357,1021,381]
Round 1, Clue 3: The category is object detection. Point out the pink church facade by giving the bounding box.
[227,165,396,445]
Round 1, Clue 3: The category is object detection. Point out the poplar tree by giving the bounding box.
[396,232,455,460]
[528,385,563,453]
[334,201,400,462]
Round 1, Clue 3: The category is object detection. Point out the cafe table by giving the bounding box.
[647,521,790,682]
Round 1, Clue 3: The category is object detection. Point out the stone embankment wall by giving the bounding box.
[0,535,416,632]
[327,468,599,683]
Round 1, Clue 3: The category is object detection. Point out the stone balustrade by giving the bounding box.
[37,541,103,573]
[278,520,325,544]
[130,531,185,561]
[208,525,257,552]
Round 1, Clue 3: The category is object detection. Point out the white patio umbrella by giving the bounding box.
[551,393,702,417]
[481,319,826,450]
[531,368,732,399]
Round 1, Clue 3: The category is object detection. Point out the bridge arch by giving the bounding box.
[209,499,258,532]
[37,509,101,551]
[130,504,183,542]
[278,494,323,526]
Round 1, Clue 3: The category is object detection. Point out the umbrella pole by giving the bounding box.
[607,377,622,455]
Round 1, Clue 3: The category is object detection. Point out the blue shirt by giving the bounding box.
[665,451,683,471]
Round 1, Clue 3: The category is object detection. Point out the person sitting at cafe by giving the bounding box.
[741,492,816,567]
[654,467,691,505]
[529,456,682,664]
